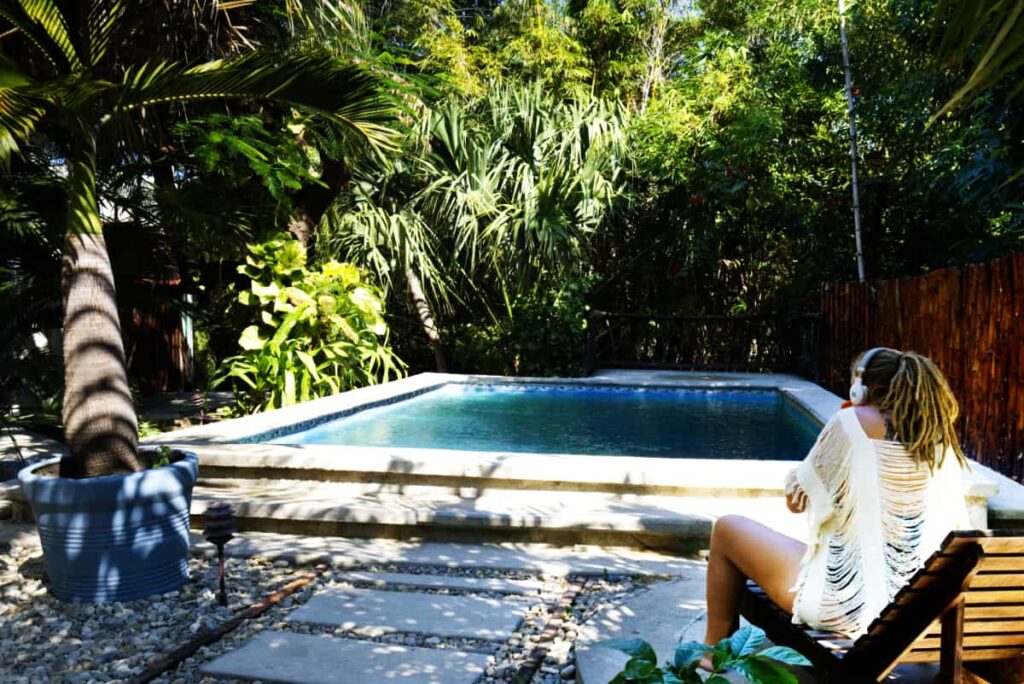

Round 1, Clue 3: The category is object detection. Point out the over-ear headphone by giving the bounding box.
[849,347,895,406]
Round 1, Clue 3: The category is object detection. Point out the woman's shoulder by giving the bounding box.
[851,406,889,440]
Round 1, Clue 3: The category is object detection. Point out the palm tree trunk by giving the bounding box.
[60,128,143,478]
[405,266,447,372]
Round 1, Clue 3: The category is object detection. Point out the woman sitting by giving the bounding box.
[703,348,971,653]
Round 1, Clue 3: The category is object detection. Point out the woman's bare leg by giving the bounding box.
[703,515,806,646]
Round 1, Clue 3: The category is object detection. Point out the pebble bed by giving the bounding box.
[0,532,655,684]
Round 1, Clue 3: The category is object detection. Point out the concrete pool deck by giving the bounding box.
[3,371,1020,544]
[128,370,1006,543]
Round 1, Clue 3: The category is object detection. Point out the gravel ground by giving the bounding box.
[0,532,660,684]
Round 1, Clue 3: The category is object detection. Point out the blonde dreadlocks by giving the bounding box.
[854,349,967,470]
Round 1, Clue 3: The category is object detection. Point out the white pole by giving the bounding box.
[839,0,866,282]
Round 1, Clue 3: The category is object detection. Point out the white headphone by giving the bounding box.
[849,347,896,405]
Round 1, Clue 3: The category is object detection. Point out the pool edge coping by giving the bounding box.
[144,371,998,504]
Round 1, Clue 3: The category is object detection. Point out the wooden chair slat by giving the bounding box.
[944,539,1023,555]
[911,572,1024,590]
[911,634,1024,649]
[925,619,1024,635]
[965,590,1024,604]
[970,574,1024,588]
[900,647,1024,664]
[928,555,1024,573]
[980,557,1024,572]
[966,605,1024,619]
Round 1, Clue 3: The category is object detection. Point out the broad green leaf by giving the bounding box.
[284,369,296,406]
[729,626,765,657]
[673,641,711,670]
[732,657,798,684]
[594,638,657,663]
[251,281,280,299]
[238,326,265,351]
[295,350,320,380]
[756,647,811,666]
[337,316,360,343]
[624,657,658,680]
[285,286,314,306]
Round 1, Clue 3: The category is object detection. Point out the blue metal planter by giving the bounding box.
[18,451,199,602]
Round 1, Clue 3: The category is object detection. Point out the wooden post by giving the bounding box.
[940,598,966,683]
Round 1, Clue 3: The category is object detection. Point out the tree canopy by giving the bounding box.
[1,0,1022,417]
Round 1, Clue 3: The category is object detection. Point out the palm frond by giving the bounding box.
[113,52,398,160]
[87,0,126,67]
[0,85,46,169]
[932,0,1024,120]
[283,0,370,57]
[0,0,81,73]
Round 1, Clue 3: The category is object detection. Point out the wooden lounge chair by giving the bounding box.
[740,530,1024,684]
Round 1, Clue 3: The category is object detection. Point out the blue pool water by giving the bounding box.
[270,384,820,460]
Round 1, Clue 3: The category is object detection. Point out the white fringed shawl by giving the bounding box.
[786,408,971,638]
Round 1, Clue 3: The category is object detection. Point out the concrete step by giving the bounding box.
[189,479,806,550]
[189,442,794,498]
[201,631,488,684]
[288,586,528,640]
[332,570,545,595]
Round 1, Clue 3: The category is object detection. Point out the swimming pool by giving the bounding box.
[264,383,820,461]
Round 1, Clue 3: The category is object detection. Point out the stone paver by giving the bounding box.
[287,587,527,640]
[334,570,544,595]
[189,530,703,577]
[574,565,940,684]
[201,631,488,684]
[576,576,709,684]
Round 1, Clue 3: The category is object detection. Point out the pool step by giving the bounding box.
[188,443,793,498]
[189,478,805,551]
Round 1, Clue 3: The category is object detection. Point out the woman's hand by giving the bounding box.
[786,488,808,514]
[784,468,807,514]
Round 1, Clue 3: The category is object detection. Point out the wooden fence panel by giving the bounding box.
[821,253,1024,483]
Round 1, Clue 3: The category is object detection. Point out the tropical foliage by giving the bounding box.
[215,234,403,414]
[598,625,812,684]
[0,0,396,476]
[1,0,1023,472]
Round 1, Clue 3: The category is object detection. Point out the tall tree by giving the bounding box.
[0,0,396,477]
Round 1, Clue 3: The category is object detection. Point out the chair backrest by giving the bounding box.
[845,530,1024,679]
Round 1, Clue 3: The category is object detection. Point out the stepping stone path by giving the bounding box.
[288,587,529,640]
[202,570,538,683]
[334,570,545,595]
[202,631,489,684]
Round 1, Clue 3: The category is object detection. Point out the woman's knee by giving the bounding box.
[711,515,754,551]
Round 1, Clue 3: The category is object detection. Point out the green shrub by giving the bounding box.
[449,277,592,377]
[597,625,810,684]
[214,234,405,413]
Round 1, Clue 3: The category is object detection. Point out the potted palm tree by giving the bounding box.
[2,0,395,601]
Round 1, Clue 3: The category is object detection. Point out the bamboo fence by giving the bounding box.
[820,252,1024,483]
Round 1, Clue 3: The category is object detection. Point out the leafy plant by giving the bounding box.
[150,445,173,469]
[214,234,405,413]
[597,625,810,684]
[449,275,593,377]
